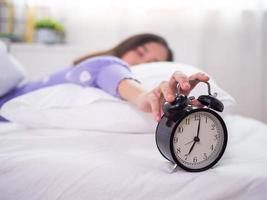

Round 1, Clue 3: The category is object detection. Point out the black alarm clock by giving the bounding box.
[155,81,227,172]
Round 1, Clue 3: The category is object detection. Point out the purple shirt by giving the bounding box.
[0,56,136,111]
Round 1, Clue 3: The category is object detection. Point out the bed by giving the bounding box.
[0,114,267,200]
[1,41,266,199]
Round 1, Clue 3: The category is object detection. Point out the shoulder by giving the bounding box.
[80,55,129,68]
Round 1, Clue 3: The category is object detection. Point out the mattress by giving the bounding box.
[0,114,266,200]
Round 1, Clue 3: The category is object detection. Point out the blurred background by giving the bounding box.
[0,0,266,123]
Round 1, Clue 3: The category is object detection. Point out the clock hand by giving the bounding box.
[186,117,201,156]
[186,136,200,155]
[185,118,201,147]
[185,140,194,145]
[187,140,196,155]
[196,117,201,138]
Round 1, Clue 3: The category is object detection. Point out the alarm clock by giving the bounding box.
[155,81,227,172]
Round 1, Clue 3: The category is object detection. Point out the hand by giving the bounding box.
[187,140,197,155]
[196,117,201,138]
[186,118,201,155]
[185,140,194,145]
[134,71,210,122]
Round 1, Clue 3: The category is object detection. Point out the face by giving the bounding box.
[121,42,168,66]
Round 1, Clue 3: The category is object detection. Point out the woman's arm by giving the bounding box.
[118,72,209,122]
[70,57,209,121]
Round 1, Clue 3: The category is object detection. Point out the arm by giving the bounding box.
[67,56,138,97]
[71,57,209,121]
[118,72,210,122]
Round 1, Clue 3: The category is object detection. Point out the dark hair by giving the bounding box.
[73,33,173,65]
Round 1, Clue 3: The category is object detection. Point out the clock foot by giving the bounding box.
[169,163,178,173]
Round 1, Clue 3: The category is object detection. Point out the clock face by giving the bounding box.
[172,110,227,171]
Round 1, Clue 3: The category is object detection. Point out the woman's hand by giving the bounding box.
[134,71,210,122]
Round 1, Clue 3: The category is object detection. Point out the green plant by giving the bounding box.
[35,18,65,33]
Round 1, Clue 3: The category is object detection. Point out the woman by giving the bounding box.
[0,33,209,122]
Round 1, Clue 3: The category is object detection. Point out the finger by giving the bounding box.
[159,81,175,102]
[160,96,165,117]
[190,99,204,108]
[189,72,210,89]
[169,71,191,94]
[152,86,166,117]
[149,92,161,122]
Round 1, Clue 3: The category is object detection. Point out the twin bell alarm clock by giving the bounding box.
[155,80,227,172]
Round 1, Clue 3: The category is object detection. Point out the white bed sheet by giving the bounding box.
[0,114,266,200]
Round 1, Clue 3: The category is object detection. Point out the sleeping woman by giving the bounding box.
[0,33,209,122]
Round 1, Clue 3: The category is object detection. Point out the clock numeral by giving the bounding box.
[194,114,200,121]
[210,144,214,151]
[214,134,220,140]
[205,116,208,123]
[177,126,183,133]
[211,124,216,130]
[185,118,190,125]
[193,156,198,163]
[173,137,178,143]
[184,154,188,161]
[203,153,208,160]
[176,147,181,154]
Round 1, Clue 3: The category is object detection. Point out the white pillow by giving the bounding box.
[0,41,26,96]
[0,62,235,133]
[131,62,236,108]
[0,84,156,133]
